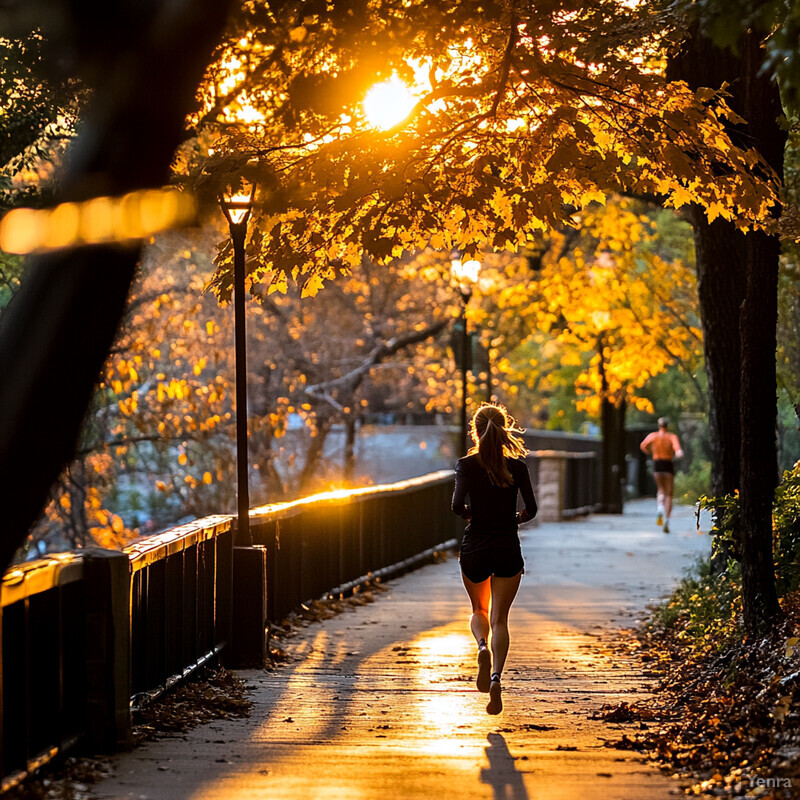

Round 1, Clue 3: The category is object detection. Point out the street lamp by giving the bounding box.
[219,181,257,546]
[451,255,481,457]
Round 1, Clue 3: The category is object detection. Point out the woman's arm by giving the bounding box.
[516,460,538,523]
[451,461,471,519]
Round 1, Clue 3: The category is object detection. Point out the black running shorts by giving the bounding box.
[653,459,674,475]
[459,533,524,584]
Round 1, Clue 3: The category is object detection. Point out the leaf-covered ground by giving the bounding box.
[601,596,800,798]
[6,668,252,800]
[132,667,253,742]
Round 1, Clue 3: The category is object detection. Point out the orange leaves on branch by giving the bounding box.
[477,198,702,422]
[189,0,779,297]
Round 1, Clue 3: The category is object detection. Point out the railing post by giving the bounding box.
[535,451,567,521]
[83,549,131,751]
[228,546,267,668]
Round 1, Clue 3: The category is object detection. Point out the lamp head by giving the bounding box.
[220,179,256,226]
[451,255,481,301]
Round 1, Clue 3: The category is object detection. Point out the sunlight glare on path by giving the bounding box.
[407,627,487,758]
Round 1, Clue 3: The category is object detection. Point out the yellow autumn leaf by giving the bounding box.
[301,274,325,298]
[695,86,717,103]
[268,273,288,295]
[667,184,696,208]
[705,201,733,224]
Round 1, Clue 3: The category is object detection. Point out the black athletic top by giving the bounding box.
[451,454,538,536]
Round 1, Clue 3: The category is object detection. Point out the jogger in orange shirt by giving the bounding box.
[640,417,683,533]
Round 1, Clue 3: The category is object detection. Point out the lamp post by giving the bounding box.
[219,182,256,547]
[451,256,481,457]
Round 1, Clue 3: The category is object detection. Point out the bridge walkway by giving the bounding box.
[89,499,708,800]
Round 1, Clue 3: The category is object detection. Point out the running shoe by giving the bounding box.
[663,521,670,533]
[487,677,503,715]
[656,513,664,527]
[476,647,491,693]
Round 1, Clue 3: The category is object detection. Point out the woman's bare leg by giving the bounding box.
[462,572,493,691]
[488,572,522,677]
[461,572,491,646]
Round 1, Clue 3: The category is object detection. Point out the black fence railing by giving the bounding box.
[0,516,233,791]
[0,554,85,791]
[561,452,599,518]
[124,516,233,708]
[0,473,457,789]
[249,471,459,622]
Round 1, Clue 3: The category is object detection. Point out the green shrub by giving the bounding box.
[674,458,711,505]
[773,461,800,595]
[697,460,800,598]
[651,556,742,651]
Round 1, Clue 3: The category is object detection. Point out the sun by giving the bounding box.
[363,75,416,130]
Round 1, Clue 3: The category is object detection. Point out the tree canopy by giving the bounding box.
[472,199,702,419]
[184,0,779,299]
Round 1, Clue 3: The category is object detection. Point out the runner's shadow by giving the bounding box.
[479,732,530,800]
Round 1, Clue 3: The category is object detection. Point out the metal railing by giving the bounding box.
[249,471,459,622]
[562,451,600,518]
[0,516,233,789]
[0,472,458,788]
[124,515,232,709]
[0,554,86,791]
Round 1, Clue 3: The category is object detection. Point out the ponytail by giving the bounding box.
[478,419,513,486]
[467,403,528,487]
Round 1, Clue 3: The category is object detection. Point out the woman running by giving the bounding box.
[640,416,683,533]
[451,403,538,715]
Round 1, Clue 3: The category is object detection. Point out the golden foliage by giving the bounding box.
[186,0,780,297]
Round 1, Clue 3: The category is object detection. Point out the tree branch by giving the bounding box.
[304,318,450,407]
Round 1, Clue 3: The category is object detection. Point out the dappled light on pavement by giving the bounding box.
[406,627,487,758]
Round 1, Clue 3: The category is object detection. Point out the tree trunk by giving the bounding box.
[299,415,334,491]
[737,30,785,629]
[598,338,626,513]
[687,216,746,497]
[669,26,785,629]
[740,229,781,626]
[667,30,746,499]
[344,413,357,482]
[0,3,233,569]
[600,396,626,514]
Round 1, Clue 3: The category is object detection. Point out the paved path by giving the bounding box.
[90,499,709,800]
